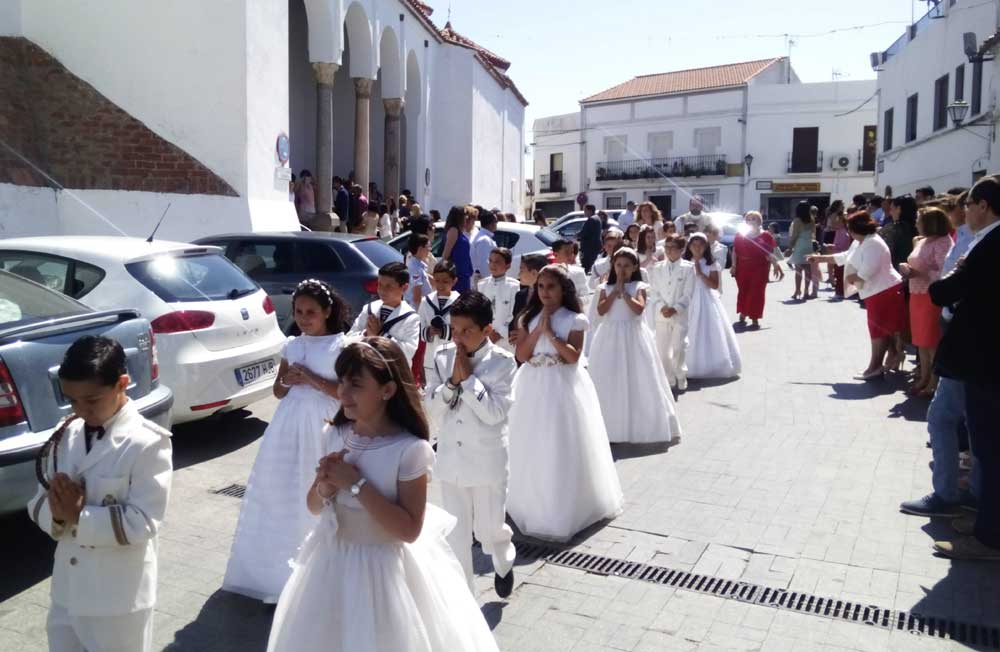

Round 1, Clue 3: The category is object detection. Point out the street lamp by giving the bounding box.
[948,100,970,126]
[743,154,754,177]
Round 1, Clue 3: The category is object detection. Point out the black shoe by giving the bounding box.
[900,493,961,517]
[494,569,514,598]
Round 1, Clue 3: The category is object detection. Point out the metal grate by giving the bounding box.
[514,541,1000,649]
[211,483,246,499]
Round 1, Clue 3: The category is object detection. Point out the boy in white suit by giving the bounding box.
[350,262,421,366]
[418,259,461,386]
[648,234,696,391]
[430,292,518,598]
[476,247,520,353]
[29,336,172,652]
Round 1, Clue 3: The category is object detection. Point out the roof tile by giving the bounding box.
[581,58,784,103]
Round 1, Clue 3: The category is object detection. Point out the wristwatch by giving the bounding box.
[350,477,368,497]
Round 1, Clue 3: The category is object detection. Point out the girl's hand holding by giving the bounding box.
[322,456,362,491]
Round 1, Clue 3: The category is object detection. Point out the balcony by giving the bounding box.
[595,154,727,182]
[539,172,565,194]
[786,151,824,174]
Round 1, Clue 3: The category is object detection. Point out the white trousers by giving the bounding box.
[440,481,516,592]
[47,604,153,652]
[655,317,689,386]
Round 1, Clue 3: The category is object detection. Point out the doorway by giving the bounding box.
[648,194,673,219]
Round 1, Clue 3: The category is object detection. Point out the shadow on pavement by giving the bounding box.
[888,395,931,422]
[481,600,507,629]
[164,589,272,652]
[788,380,901,401]
[0,510,56,602]
[611,441,675,461]
[171,410,268,471]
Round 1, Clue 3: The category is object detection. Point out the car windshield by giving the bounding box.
[535,228,559,246]
[125,252,259,303]
[0,270,89,326]
[354,239,403,268]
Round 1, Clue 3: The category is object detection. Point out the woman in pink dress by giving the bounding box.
[730,211,783,328]
[899,207,953,397]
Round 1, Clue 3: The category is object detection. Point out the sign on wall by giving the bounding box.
[755,180,773,190]
[773,182,821,193]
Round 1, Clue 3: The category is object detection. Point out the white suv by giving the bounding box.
[0,237,285,424]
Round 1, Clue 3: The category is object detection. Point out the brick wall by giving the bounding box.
[0,37,237,196]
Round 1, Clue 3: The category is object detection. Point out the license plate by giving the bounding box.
[234,359,277,387]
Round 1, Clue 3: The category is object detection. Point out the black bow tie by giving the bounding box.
[84,424,105,453]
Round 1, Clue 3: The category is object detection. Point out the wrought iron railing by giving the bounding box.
[539,172,565,193]
[786,151,824,174]
[595,154,727,181]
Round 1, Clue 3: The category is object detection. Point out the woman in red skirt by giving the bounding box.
[899,207,953,397]
[731,211,784,329]
[809,212,906,379]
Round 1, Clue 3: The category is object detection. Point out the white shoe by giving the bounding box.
[677,377,688,392]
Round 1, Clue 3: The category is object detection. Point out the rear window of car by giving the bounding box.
[0,270,88,326]
[125,253,259,303]
[0,251,105,299]
[535,228,559,246]
[494,232,521,250]
[352,239,403,268]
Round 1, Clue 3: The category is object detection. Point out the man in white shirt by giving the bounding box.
[618,201,636,230]
[471,210,500,286]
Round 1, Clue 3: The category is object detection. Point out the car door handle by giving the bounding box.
[281,286,295,294]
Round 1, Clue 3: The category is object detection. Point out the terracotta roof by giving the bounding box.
[581,58,785,104]
[440,21,511,71]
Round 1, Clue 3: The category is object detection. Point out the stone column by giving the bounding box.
[353,78,374,199]
[382,98,404,207]
[312,62,338,227]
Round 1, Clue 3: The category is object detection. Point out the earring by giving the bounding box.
[382,395,390,401]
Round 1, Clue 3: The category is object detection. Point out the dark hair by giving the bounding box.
[852,194,868,207]
[58,335,127,386]
[408,233,430,255]
[520,252,549,273]
[480,210,499,229]
[378,202,388,214]
[637,224,657,255]
[444,206,465,232]
[828,199,846,216]
[867,195,883,208]
[607,248,643,285]
[683,233,714,265]
[292,279,349,334]
[551,239,575,255]
[969,175,1000,215]
[890,196,918,225]
[429,209,441,222]
[449,291,493,328]
[490,246,513,265]
[946,186,969,196]
[584,204,596,212]
[378,262,409,285]
[915,186,936,198]
[794,201,814,224]
[300,169,313,178]
[332,338,429,441]
[333,175,343,184]
[518,264,582,330]
[846,211,878,235]
[433,259,458,279]
[917,207,952,237]
[664,233,687,250]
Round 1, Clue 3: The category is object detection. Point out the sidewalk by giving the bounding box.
[1,274,997,651]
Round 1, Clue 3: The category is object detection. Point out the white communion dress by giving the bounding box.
[507,308,624,542]
[686,259,742,379]
[588,281,681,444]
[223,333,344,602]
[265,425,500,652]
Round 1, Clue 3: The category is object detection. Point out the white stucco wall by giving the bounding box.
[503,94,526,214]
[429,48,473,211]
[875,1,1000,193]
[0,184,58,238]
[471,62,507,209]
[20,0,249,196]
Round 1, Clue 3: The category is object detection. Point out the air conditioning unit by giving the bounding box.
[830,153,852,171]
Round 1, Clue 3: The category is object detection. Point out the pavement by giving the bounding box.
[2,271,999,652]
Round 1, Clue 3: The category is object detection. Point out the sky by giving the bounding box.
[441,0,937,153]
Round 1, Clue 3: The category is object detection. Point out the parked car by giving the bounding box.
[386,222,556,280]
[545,215,620,241]
[0,270,173,515]
[0,237,284,424]
[194,232,402,332]
[549,209,625,230]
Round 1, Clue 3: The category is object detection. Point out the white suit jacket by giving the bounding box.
[27,400,172,617]
[647,258,696,323]
[349,299,421,365]
[417,291,460,367]
[429,341,516,487]
[477,275,520,340]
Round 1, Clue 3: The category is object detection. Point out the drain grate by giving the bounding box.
[211,483,246,499]
[514,541,1000,649]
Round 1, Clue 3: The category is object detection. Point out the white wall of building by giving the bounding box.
[429,48,473,212]
[876,0,1000,193]
[0,184,59,238]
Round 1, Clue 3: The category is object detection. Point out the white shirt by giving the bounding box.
[832,234,902,299]
[967,219,1000,255]
[470,229,497,277]
[350,300,420,364]
[618,210,636,230]
[477,275,520,339]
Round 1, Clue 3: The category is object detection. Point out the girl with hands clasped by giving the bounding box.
[267,338,500,652]
[507,265,624,542]
[588,248,681,444]
[683,233,743,379]
[224,280,349,603]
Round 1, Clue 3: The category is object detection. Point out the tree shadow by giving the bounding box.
[171,410,268,470]
[0,511,55,602]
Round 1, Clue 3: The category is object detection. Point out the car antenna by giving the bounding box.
[146,203,172,243]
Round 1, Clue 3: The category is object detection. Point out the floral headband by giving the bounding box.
[295,278,334,303]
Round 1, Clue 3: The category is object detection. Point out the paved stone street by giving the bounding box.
[2,274,999,651]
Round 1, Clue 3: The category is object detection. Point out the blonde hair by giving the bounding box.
[409,203,422,216]
[744,210,763,223]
